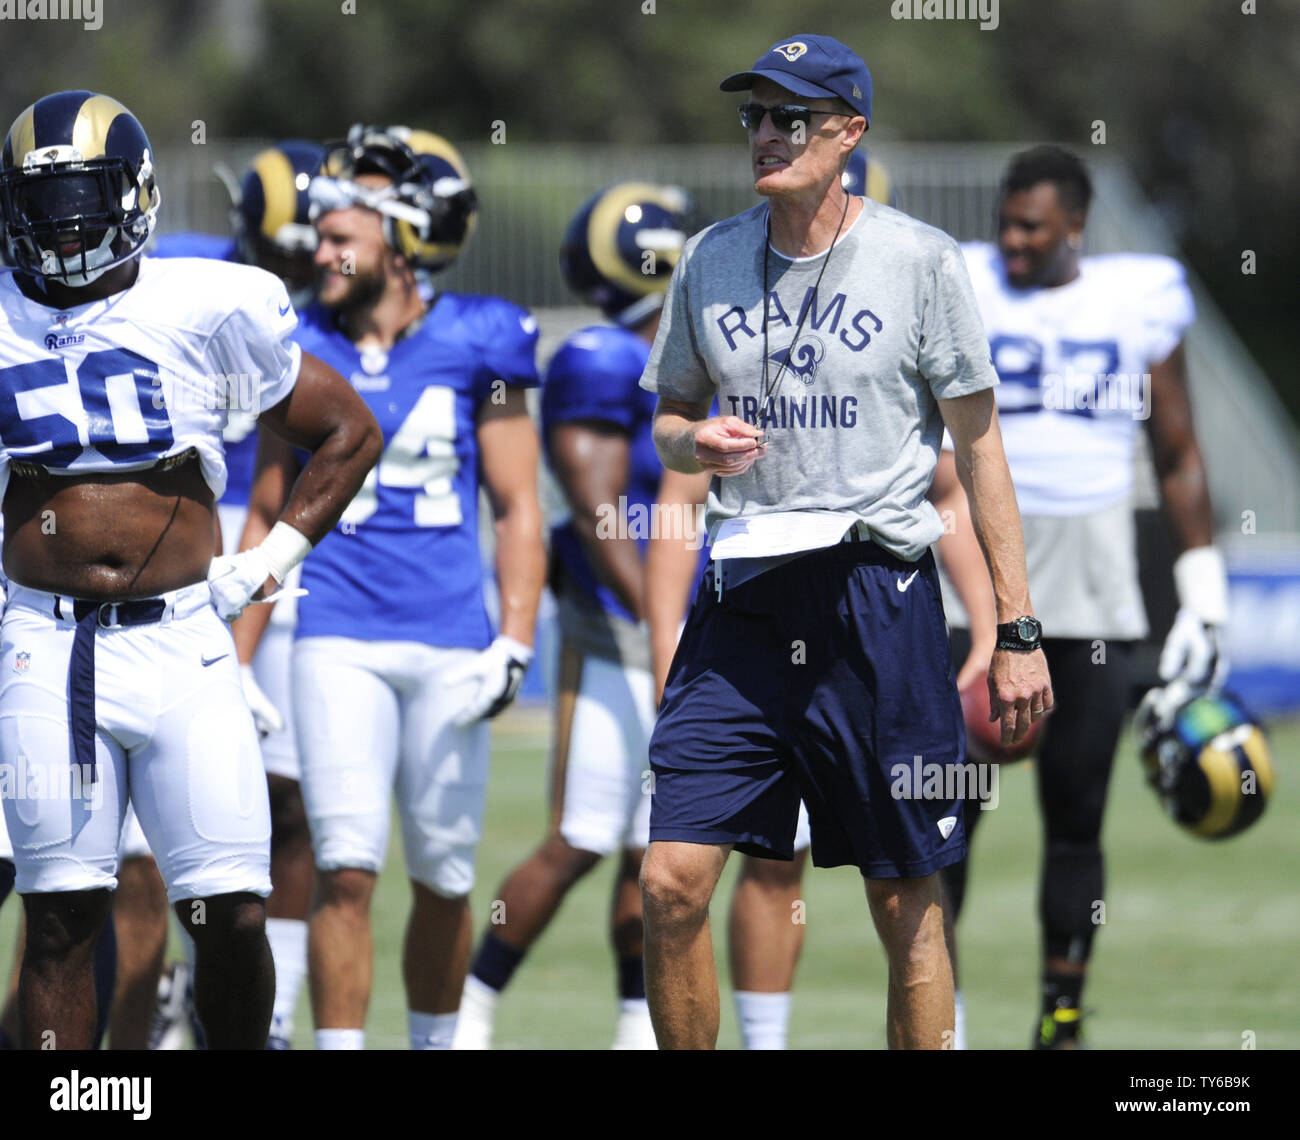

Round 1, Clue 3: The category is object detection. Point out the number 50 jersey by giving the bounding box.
[291,294,539,649]
[0,258,300,505]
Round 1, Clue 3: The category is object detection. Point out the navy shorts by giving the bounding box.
[649,541,970,878]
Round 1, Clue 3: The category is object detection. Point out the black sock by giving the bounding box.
[470,933,526,993]
[617,957,645,1002]
[91,915,118,1050]
[1042,969,1085,1013]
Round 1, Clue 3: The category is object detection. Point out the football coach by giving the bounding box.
[639,34,1053,1049]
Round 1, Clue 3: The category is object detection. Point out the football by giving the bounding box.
[960,676,1044,763]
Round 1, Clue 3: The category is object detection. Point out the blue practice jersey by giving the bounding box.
[148,232,261,507]
[541,325,661,624]
[293,294,540,648]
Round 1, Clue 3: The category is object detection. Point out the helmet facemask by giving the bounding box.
[0,149,157,286]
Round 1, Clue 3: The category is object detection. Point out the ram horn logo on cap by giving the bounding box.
[773,42,807,61]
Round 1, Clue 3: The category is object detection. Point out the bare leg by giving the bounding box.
[611,847,644,960]
[267,775,314,920]
[308,867,376,1029]
[19,889,112,1049]
[729,851,809,992]
[175,892,273,1050]
[866,874,953,1050]
[487,834,601,952]
[403,882,472,1014]
[640,840,730,1050]
[109,855,168,1049]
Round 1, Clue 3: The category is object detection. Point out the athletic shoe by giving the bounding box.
[1035,1005,1086,1050]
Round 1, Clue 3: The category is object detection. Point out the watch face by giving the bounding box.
[1018,618,1041,641]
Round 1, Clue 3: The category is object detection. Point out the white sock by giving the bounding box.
[266,918,308,1039]
[409,1010,459,1050]
[316,1028,364,1050]
[461,974,500,1015]
[610,998,657,1049]
[953,989,967,1050]
[450,975,498,1049]
[734,990,791,1050]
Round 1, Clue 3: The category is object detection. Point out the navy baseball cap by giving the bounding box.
[720,35,873,126]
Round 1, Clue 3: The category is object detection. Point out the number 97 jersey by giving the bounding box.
[960,243,1195,517]
[291,295,539,649]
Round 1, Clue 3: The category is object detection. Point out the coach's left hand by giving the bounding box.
[988,649,1053,746]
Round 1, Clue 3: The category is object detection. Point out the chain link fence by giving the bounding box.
[155,139,1299,537]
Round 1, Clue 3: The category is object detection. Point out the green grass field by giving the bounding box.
[2,708,1295,1049]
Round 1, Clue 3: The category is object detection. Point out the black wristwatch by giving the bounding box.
[996,616,1043,652]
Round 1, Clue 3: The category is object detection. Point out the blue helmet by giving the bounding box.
[841,148,897,207]
[0,90,160,286]
[315,124,477,275]
[1136,684,1275,839]
[233,139,323,263]
[560,182,696,326]
[227,139,323,307]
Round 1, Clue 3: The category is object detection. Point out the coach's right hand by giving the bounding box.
[988,648,1053,747]
[692,416,767,477]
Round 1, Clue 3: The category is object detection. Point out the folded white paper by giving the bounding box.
[711,510,862,560]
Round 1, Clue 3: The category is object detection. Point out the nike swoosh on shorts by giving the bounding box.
[896,570,920,592]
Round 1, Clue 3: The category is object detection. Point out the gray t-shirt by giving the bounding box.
[640,199,998,562]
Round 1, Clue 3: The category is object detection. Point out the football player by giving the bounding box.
[127,140,325,1050]
[454,183,697,1050]
[934,144,1225,1048]
[144,137,319,1045]
[0,90,381,1049]
[233,125,544,1050]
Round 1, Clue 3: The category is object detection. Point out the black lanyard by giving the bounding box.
[759,191,851,408]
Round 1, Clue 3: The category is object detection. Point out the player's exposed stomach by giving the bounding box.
[2,456,216,600]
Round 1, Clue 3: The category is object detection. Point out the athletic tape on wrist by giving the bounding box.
[1173,545,1228,626]
[260,522,313,584]
[495,635,534,665]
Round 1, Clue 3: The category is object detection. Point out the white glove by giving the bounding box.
[1158,546,1230,692]
[240,664,284,737]
[1158,608,1226,691]
[208,549,273,622]
[444,636,534,726]
[207,522,313,622]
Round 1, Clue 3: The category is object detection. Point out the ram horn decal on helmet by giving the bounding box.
[559,182,703,327]
[0,90,160,286]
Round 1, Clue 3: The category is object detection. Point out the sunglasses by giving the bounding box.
[738,103,852,133]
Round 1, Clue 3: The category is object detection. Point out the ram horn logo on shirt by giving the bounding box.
[773,41,807,61]
[768,335,825,384]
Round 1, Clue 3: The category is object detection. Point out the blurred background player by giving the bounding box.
[234,124,544,1050]
[455,183,697,1050]
[933,144,1226,1048]
[125,140,324,1049]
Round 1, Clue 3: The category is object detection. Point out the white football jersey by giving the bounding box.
[0,257,300,504]
[961,243,1194,516]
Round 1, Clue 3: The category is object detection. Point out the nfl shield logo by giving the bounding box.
[13,651,30,674]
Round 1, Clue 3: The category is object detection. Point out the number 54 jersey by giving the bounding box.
[291,295,539,649]
[0,259,300,505]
